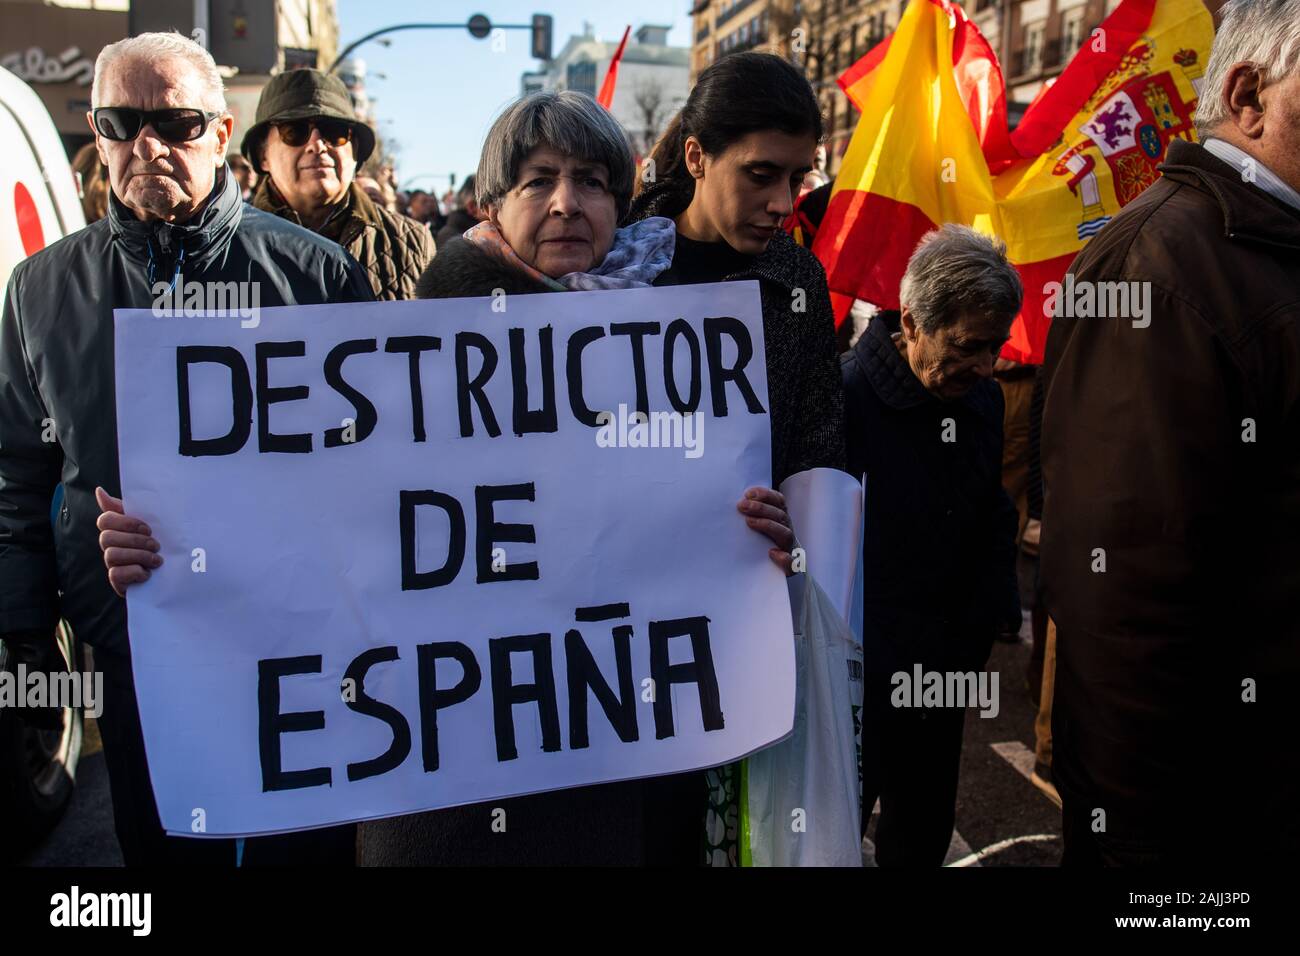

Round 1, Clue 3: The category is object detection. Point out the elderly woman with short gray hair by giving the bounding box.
[841,223,1023,867]
[415,89,669,296]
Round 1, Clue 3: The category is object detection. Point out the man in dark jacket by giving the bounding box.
[1040,0,1300,866]
[242,69,434,301]
[0,33,373,865]
[842,224,1021,867]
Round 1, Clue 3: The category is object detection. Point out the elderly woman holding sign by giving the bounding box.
[95,90,806,865]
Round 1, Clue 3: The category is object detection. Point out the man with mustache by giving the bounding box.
[243,69,434,301]
[0,32,373,866]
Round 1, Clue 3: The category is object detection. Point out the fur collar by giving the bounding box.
[414,237,558,299]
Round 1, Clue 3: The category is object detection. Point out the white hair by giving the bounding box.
[92,32,226,112]
[1195,0,1300,134]
[899,224,1023,334]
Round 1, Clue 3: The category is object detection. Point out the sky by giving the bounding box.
[336,1,693,196]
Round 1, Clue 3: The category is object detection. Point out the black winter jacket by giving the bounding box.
[434,209,480,250]
[842,312,1019,677]
[0,169,374,654]
[627,178,845,484]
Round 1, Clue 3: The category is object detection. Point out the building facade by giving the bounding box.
[521,24,690,156]
[337,58,375,125]
[999,0,1122,103]
[689,0,794,82]
[687,1,904,173]
[795,0,901,174]
[0,0,129,150]
[686,0,1228,176]
[129,0,340,156]
[0,0,340,157]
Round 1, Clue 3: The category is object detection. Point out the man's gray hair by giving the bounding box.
[477,91,635,220]
[92,32,226,112]
[1195,0,1300,134]
[899,224,1023,333]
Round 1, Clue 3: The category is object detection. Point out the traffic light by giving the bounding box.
[531,14,553,60]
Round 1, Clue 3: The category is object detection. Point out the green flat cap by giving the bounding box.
[240,68,376,167]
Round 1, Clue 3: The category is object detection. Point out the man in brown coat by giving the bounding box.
[1041,0,1300,865]
[242,69,433,300]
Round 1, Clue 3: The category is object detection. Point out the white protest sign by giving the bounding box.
[780,467,864,624]
[113,282,795,838]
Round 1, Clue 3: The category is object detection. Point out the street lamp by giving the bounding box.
[327,14,554,74]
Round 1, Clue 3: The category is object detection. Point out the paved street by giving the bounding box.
[23,624,1060,867]
[925,634,1062,866]
[21,716,121,866]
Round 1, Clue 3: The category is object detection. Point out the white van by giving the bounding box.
[0,63,85,293]
[0,63,86,860]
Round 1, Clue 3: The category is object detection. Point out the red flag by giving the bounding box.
[813,0,1213,364]
[597,26,632,109]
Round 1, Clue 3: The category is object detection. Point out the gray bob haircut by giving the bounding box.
[899,224,1023,333]
[1194,0,1300,134]
[476,91,635,220]
[92,32,226,112]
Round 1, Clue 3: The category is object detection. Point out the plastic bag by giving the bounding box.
[740,573,864,866]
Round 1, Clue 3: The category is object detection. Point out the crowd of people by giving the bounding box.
[1,0,1296,868]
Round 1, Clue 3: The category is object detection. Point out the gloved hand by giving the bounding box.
[1,628,68,730]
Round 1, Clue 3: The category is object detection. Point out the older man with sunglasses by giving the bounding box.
[242,69,434,300]
[0,32,373,867]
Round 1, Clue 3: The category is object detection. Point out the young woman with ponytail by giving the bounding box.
[630,51,844,490]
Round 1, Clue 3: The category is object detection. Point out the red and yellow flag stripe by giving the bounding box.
[813,0,1214,364]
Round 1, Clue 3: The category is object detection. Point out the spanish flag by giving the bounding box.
[812,0,1214,363]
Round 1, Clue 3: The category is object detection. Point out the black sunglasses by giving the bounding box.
[92,107,220,144]
[274,118,354,149]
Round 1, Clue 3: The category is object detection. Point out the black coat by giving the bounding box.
[434,209,480,250]
[842,312,1019,677]
[0,169,374,655]
[627,178,846,484]
[357,238,704,866]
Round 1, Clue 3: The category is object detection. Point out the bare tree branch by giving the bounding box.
[631,77,667,155]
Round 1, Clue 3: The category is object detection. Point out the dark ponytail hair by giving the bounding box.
[644,52,823,195]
